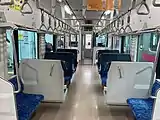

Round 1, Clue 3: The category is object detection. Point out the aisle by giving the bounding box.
[33,65,133,120]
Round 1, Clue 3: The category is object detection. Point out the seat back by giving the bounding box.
[107,62,153,105]
[19,59,65,101]
[97,50,119,69]
[99,53,131,77]
[57,49,78,68]
[44,52,75,76]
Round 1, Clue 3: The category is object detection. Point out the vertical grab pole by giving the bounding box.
[11,30,21,93]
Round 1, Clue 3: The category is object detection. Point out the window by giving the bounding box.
[85,34,92,49]
[6,30,14,74]
[96,35,107,47]
[45,34,53,45]
[18,30,38,62]
[123,36,131,53]
[150,33,159,52]
[71,35,76,41]
[45,34,53,52]
[57,36,64,48]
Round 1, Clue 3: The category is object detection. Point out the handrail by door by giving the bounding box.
[11,30,21,93]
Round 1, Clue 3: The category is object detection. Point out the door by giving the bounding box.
[137,33,159,62]
[84,34,92,59]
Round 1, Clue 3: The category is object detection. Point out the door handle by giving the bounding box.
[50,64,54,76]
[117,66,123,79]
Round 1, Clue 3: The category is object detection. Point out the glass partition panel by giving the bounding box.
[18,30,38,62]
[6,30,14,75]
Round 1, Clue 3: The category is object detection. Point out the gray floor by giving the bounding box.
[32,65,134,120]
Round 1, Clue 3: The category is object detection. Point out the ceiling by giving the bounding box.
[65,0,132,25]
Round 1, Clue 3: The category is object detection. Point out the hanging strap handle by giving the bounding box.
[116,18,120,32]
[153,0,160,7]
[0,0,14,5]
[39,10,47,31]
[20,0,33,15]
[53,19,58,32]
[47,15,54,32]
[119,18,125,33]
[11,30,21,93]
[137,0,150,15]
[124,11,133,33]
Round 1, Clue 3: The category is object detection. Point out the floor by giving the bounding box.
[80,59,92,65]
[32,65,133,120]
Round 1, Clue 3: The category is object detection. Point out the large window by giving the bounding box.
[18,30,38,62]
[96,35,107,47]
[6,30,14,74]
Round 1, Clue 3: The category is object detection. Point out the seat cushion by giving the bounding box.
[127,98,154,120]
[16,93,44,120]
[151,79,160,96]
[8,76,24,92]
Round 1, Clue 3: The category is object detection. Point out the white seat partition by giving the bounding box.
[105,62,153,105]
[0,62,17,120]
[152,89,160,120]
[19,59,67,102]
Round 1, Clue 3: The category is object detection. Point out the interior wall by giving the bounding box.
[121,0,160,31]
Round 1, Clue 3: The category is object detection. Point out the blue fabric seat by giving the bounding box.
[16,93,44,120]
[127,79,160,120]
[9,76,44,120]
[127,98,154,120]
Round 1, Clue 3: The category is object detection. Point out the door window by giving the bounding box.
[18,30,38,62]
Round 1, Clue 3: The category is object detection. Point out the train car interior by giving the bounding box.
[1,0,160,120]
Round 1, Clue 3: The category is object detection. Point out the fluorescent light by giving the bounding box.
[64,5,72,15]
[104,10,111,15]
[57,0,62,2]
[101,16,105,19]
[73,16,76,19]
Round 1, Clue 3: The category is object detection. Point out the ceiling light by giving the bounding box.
[101,16,105,20]
[104,10,111,15]
[57,0,62,2]
[73,16,76,19]
[64,5,72,15]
